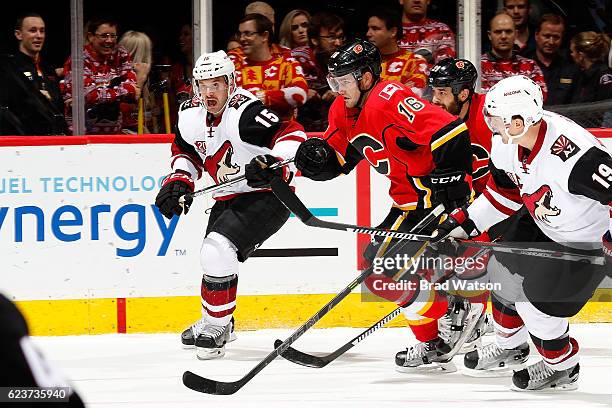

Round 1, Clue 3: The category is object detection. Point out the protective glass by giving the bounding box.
[326,73,358,93]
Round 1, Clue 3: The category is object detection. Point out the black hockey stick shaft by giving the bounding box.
[183,267,373,395]
[269,178,605,265]
[274,307,403,368]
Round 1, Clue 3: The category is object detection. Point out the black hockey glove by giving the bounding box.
[154,171,194,219]
[429,169,472,211]
[245,154,291,188]
[295,137,334,179]
[429,207,479,256]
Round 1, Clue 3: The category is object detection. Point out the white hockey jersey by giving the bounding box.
[169,88,306,199]
[469,111,612,249]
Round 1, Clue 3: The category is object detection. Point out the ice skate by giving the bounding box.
[512,360,579,392]
[182,316,235,349]
[458,312,494,354]
[195,320,233,360]
[395,338,458,373]
[437,296,485,358]
[463,342,529,377]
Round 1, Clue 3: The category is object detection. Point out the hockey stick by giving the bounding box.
[269,178,605,265]
[179,157,294,204]
[274,306,402,368]
[181,199,443,395]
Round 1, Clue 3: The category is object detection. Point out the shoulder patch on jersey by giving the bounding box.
[179,97,201,111]
[600,73,612,86]
[550,135,581,162]
[228,94,251,109]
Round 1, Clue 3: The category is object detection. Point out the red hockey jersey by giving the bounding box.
[325,81,472,209]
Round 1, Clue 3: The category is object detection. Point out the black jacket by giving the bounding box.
[571,61,612,104]
[0,53,67,135]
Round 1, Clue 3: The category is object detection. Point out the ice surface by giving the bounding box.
[32,325,612,407]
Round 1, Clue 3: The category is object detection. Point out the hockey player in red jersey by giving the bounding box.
[427,58,495,352]
[431,75,611,391]
[294,39,483,371]
[154,50,306,360]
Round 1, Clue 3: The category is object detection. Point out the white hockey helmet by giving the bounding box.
[483,75,543,142]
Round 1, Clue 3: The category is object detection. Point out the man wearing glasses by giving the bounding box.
[62,18,138,134]
[291,11,346,130]
[229,13,307,120]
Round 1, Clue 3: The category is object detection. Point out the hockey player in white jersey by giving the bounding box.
[154,50,306,359]
[431,75,611,391]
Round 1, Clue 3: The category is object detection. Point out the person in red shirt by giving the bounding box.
[366,7,427,95]
[230,13,307,119]
[398,0,456,66]
[294,39,482,372]
[481,13,548,100]
[62,18,138,134]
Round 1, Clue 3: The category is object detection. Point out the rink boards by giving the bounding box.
[1,132,611,335]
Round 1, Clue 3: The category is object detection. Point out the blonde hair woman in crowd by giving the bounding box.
[279,9,311,49]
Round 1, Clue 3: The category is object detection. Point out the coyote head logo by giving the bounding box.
[204,141,240,184]
[522,185,561,223]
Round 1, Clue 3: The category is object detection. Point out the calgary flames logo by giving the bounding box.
[204,141,240,184]
[522,185,561,223]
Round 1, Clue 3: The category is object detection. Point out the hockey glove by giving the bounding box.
[295,137,333,178]
[429,169,471,211]
[245,154,291,188]
[603,231,612,264]
[154,171,194,219]
[429,207,479,256]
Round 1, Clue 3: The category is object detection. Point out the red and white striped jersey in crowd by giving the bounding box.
[290,45,328,92]
[480,52,548,101]
[62,44,138,134]
[398,19,456,66]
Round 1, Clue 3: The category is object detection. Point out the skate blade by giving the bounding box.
[196,346,226,360]
[182,343,195,350]
[396,360,457,374]
[462,365,523,378]
[510,381,578,392]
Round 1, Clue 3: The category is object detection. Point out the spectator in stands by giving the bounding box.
[279,9,311,49]
[504,0,536,56]
[480,12,548,99]
[170,23,194,117]
[231,13,308,119]
[0,12,67,135]
[245,1,276,30]
[230,3,292,64]
[525,14,579,106]
[227,33,241,51]
[569,31,612,103]
[292,11,345,130]
[366,7,427,94]
[397,0,456,65]
[62,17,138,135]
[118,31,153,133]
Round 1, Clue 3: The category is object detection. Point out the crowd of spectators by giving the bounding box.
[1,0,612,136]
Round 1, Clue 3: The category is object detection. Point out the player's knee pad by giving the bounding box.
[200,232,239,278]
[515,301,569,340]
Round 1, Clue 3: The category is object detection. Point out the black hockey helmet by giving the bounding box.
[428,58,478,95]
[327,39,382,80]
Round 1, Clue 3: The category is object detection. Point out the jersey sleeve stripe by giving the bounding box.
[171,154,202,179]
[413,177,432,208]
[430,121,468,152]
[482,187,521,215]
